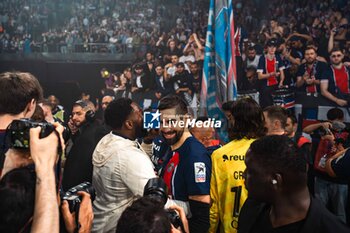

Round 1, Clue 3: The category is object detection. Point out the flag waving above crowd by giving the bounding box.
[200,0,237,142]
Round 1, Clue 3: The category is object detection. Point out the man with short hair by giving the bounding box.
[165,54,190,79]
[158,95,211,233]
[155,64,175,100]
[190,117,220,155]
[38,99,62,123]
[189,62,202,98]
[96,95,115,123]
[101,95,114,111]
[245,46,260,69]
[320,48,350,106]
[92,98,156,232]
[61,100,109,191]
[47,95,65,122]
[285,113,298,139]
[238,135,350,233]
[165,54,180,78]
[296,46,327,94]
[0,71,43,175]
[173,62,193,105]
[263,106,287,136]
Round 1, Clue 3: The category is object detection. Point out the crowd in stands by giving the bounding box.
[0,0,208,54]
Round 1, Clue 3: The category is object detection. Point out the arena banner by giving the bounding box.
[200,0,237,142]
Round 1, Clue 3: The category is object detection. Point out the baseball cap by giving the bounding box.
[266,38,278,47]
[134,63,143,70]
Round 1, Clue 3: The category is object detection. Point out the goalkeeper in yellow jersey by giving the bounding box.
[209,98,266,233]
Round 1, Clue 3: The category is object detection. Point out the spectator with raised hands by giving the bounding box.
[183,33,204,62]
[263,18,284,40]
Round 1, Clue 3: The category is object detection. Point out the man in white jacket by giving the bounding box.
[91,98,156,233]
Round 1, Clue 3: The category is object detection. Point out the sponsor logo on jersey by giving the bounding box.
[194,162,206,183]
[223,154,245,162]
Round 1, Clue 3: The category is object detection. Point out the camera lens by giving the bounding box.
[143,178,168,206]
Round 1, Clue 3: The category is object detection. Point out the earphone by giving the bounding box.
[74,100,95,122]
[272,179,278,185]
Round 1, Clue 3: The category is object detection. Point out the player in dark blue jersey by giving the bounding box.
[158,95,211,233]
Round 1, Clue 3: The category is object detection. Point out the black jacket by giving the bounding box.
[61,120,109,191]
[238,197,350,233]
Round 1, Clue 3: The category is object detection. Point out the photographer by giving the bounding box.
[0,71,43,177]
[303,108,349,222]
[0,120,94,233]
[116,197,189,233]
[117,178,189,233]
[61,191,94,233]
[0,123,60,233]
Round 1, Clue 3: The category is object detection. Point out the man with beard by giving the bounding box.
[296,46,327,94]
[189,62,202,97]
[245,46,260,69]
[320,48,350,106]
[91,98,156,233]
[158,95,212,233]
[95,95,114,122]
[61,100,109,191]
[238,136,350,233]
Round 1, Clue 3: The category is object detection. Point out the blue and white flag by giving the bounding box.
[200,0,237,143]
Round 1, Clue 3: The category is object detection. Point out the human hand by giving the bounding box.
[169,205,189,233]
[302,71,310,80]
[52,122,66,152]
[166,63,173,69]
[305,78,314,85]
[268,71,276,77]
[61,192,94,233]
[335,99,347,107]
[321,122,332,130]
[68,118,78,135]
[330,27,336,35]
[29,125,59,173]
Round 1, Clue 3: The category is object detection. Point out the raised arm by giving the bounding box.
[30,125,60,233]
